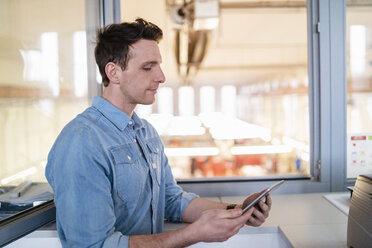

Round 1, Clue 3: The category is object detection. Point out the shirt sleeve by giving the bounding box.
[45,124,129,248]
[162,151,199,222]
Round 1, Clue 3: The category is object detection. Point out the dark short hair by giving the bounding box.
[95,18,163,87]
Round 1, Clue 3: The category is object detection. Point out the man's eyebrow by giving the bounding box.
[141,61,161,66]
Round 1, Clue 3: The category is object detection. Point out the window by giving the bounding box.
[0,0,95,226]
[346,2,372,178]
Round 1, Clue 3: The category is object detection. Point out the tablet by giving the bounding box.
[242,180,284,214]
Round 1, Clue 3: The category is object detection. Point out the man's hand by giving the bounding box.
[129,207,254,248]
[241,189,272,226]
[186,207,254,243]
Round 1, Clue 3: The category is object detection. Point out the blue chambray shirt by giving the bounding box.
[45,96,198,247]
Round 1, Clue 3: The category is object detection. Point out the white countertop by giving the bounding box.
[221,193,348,248]
[5,193,349,248]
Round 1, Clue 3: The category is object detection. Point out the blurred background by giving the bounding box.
[0,0,371,186]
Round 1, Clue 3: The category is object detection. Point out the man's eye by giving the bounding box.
[143,67,151,71]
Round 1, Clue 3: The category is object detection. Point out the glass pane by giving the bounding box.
[221,85,236,116]
[0,0,89,219]
[121,0,309,180]
[179,86,195,116]
[346,2,372,178]
[158,87,174,114]
[200,86,215,113]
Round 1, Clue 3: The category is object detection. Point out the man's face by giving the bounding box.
[118,39,165,106]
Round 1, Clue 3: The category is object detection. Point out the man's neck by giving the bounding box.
[102,87,135,117]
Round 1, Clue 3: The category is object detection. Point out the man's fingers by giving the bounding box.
[248,215,264,227]
[232,206,254,224]
[253,206,266,220]
[246,202,270,226]
[265,194,272,209]
[258,200,270,217]
[242,205,254,217]
[210,208,243,219]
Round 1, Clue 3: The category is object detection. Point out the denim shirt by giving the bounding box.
[45,96,198,247]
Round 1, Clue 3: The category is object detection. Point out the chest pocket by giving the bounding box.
[110,143,149,204]
[146,140,162,186]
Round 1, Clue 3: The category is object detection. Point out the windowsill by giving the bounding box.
[176,174,311,183]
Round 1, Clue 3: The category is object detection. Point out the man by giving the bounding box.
[45,18,271,247]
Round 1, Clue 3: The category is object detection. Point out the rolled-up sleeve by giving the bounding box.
[102,232,129,247]
[162,152,199,222]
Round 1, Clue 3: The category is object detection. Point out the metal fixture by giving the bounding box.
[168,0,219,85]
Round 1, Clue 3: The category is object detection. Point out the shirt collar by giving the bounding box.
[132,112,145,130]
[92,96,145,131]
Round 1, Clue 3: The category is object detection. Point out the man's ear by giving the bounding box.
[105,62,120,84]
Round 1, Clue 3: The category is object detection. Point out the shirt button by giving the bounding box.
[128,121,133,125]
[134,139,137,143]
[127,155,131,160]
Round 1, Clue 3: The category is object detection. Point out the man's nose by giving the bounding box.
[157,67,166,84]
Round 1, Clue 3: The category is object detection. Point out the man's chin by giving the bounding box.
[140,98,155,105]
